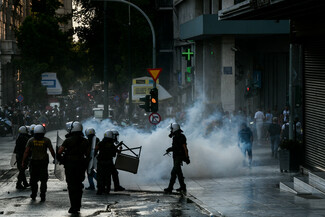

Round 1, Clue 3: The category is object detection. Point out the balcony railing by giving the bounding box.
[156,0,173,8]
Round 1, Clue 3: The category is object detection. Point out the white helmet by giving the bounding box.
[34,125,46,134]
[111,129,119,141]
[30,124,36,131]
[85,128,95,136]
[170,123,181,133]
[18,126,28,134]
[66,121,83,133]
[104,130,114,139]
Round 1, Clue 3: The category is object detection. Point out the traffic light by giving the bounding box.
[150,88,159,112]
[245,85,253,98]
[139,95,151,112]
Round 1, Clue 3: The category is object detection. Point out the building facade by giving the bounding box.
[172,0,291,117]
[218,0,325,171]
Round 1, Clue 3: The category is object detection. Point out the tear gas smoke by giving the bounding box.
[81,101,246,184]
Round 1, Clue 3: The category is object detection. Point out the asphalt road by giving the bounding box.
[0,132,210,217]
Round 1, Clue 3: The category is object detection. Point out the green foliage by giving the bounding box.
[14,0,91,105]
[74,0,156,94]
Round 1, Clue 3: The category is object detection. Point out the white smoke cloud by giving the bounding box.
[81,101,246,185]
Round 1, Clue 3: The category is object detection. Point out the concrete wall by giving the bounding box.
[222,0,234,9]
[221,36,235,112]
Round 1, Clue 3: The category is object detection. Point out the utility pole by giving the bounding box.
[103,1,109,118]
[128,0,132,122]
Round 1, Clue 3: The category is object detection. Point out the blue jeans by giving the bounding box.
[87,169,97,188]
[239,142,252,164]
[270,135,280,157]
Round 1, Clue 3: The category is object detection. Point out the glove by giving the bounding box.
[166,147,173,153]
[185,157,190,165]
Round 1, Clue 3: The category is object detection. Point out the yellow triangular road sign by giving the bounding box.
[147,68,162,82]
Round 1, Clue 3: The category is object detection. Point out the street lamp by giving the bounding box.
[92,0,158,117]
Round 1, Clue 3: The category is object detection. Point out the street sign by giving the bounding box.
[149,112,161,125]
[147,68,162,82]
[17,95,24,102]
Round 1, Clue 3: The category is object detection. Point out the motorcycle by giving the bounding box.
[0,117,12,137]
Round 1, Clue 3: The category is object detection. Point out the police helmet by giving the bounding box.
[18,126,28,134]
[111,129,119,141]
[66,121,83,133]
[30,124,36,132]
[34,124,46,134]
[104,130,114,139]
[170,123,181,133]
[85,128,95,136]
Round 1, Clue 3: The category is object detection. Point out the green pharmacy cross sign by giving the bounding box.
[182,48,194,61]
[186,67,192,82]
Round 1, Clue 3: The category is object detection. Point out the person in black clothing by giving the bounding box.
[164,123,190,193]
[238,122,253,166]
[14,126,30,189]
[95,130,120,195]
[268,117,281,158]
[58,121,90,214]
[111,130,125,192]
[22,125,55,202]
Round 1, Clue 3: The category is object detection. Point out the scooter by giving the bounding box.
[0,117,12,137]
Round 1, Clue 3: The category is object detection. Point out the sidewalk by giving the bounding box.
[176,141,325,217]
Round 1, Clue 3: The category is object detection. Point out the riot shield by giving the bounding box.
[54,131,65,181]
[10,153,16,168]
[88,135,97,174]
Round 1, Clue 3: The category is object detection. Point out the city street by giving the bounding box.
[0,131,209,217]
[2,129,325,216]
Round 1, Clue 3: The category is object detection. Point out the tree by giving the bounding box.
[15,0,90,105]
[73,0,156,95]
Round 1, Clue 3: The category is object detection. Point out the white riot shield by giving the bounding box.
[54,132,65,181]
[10,153,17,168]
[88,136,97,173]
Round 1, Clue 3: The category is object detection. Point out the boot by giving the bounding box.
[176,185,186,192]
[30,193,36,201]
[40,193,46,202]
[114,186,125,192]
[16,183,25,190]
[164,187,173,193]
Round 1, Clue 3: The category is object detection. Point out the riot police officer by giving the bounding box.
[95,130,119,195]
[164,123,190,193]
[85,128,99,190]
[111,130,125,191]
[14,126,30,189]
[22,125,55,202]
[58,121,90,214]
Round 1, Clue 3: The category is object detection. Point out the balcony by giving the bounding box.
[179,14,289,40]
[156,0,173,10]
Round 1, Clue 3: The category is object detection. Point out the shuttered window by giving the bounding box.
[304,39,325,170]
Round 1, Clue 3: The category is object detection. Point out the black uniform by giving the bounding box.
[24,134,54,201]
[165,130,189,192]
[14,133,30,189]
[61,132,90,213]
[96,137,117,194]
